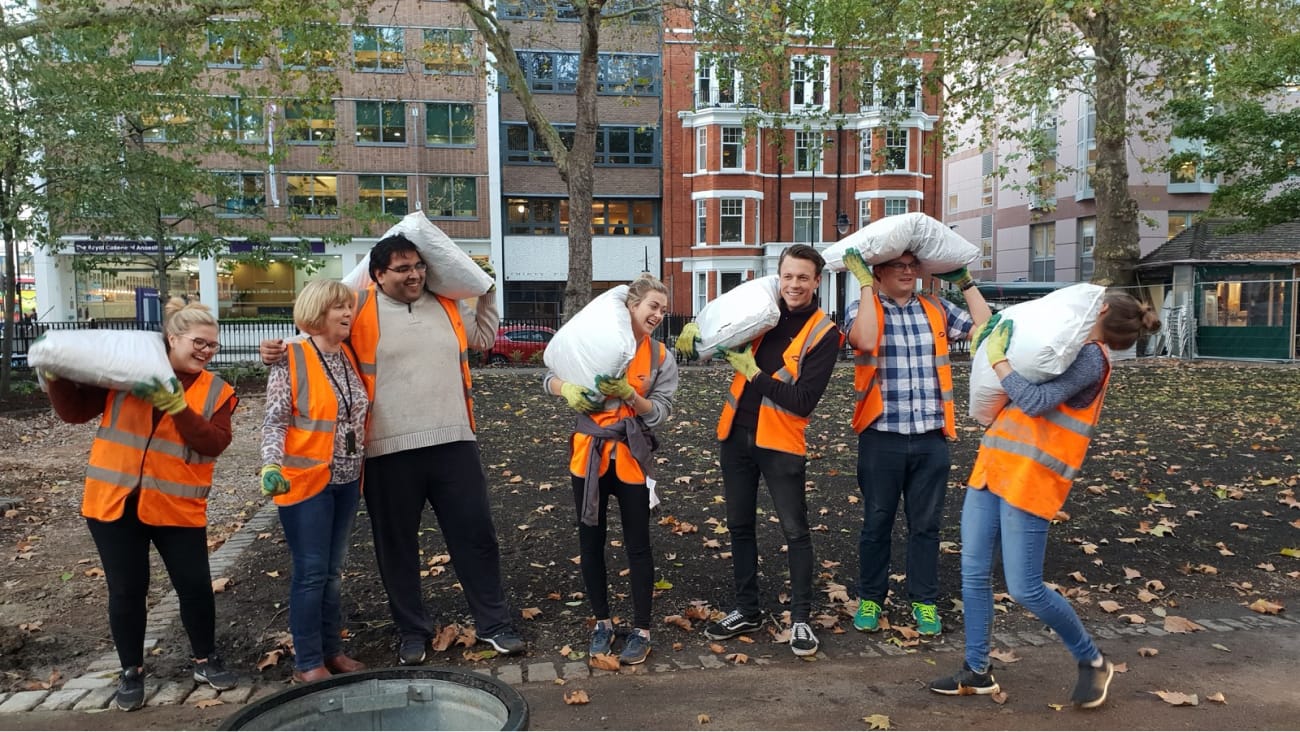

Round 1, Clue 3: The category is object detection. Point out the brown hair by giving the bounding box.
[295,279,356,334]
[1099,291,1161,350]
[779,244,826,277]
[162,297,217,340]
[626,274,669,309]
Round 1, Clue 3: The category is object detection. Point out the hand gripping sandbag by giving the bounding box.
[968,283,1106,425]
[823,212,979,274]
[342,211,493,299]
[544,286,638,393]
[29,329,176,391]
[695,275,781,352]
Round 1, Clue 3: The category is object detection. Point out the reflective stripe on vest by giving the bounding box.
[851,294,956,438]
[967,343,1112,520]
[716,309,836,456]
[82,370,234,527]
[569,339,666,483]
[275,341,360,506]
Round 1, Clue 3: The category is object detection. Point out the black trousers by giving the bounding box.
[86,492,216,670]
[570,466,654,630]
[364,442,512,642]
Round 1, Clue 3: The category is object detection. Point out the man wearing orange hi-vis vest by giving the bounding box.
[677,245,841,658]
[842,249,991,638]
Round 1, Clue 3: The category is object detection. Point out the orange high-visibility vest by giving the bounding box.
[276,341,364,507]
[82,371,235,528]
[569,338,667,484]
[350,285,476,432]
[716,309,837,456]
[851,294,956,438]
[967,343,1112,520]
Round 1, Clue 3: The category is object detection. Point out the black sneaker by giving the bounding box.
[113,667,145,712]
[398,638,428,666]
[790,622,819,657]
[703,610,766,640]
[192,654,238,691]
[930,663,1001,696]
[1071,657,1115,709]
[483,628,527,656]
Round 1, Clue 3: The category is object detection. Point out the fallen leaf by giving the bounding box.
[255,649,282,671]
[664,615,693,631]
[264,570,280,578]
[862,713,892,730]
[1211,643,1231,652]
[588,653,620,671]
[724,653,748,664]
[432,624,459,652]
[211,577,231,593]
[521,607,542,620]
[708,643,725,654]
[564,689,590,705]
[1150,690,1199,706]
[989,648,1020,663]
[1098,600,1122,613]
[1137,589,1159,603]
[1113,662,1128,673]
[194,698,224,709]
[698,714,711,724]
[1207,691,1227,704]
[1047,703,1065,711]
[1248,598,1285,615]
[991,690,1008,704]
[1163,616,1205,633]
[1119,614,1146,624]
[1138,647,1159,657]
[83,567,105,578]
[1123,567,1142,580]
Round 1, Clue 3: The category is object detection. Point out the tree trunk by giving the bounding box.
[561,6,601,322]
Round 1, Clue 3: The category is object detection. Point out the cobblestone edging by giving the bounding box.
[2,499,1297,714]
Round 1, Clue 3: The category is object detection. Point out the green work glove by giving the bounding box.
[560,382,601,413]
[596,374,635,402]
[721,344,761,381]
[477,259,497,293]
[935,267,975,290]
[985,320,1014,367]
[674,322,701,361]
[970,313,1002,354]
[132,377,187,415]
[843,248,873,287]
[260,464,291,497]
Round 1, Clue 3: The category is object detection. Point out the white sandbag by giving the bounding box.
[342,211,493,299]
[29,329,176,391]
[968,283,1106,425]
[544,286,638,393]
[695,275,781,352]
[823,212,979,275]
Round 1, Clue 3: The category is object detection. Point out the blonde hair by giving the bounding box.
[294,280,356,334]
[626,274,668,309]
[163,297,217,339]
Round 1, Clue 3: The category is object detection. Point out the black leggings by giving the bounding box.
[86,493,215,670]
[571,467,654,629]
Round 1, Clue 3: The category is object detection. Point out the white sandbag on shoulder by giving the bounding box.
[823,212,979,274]
[695,275,781,352]
[544,286,638,393]
[29,330,176,392]
[342,211,493,300]
[968,283,1106,425]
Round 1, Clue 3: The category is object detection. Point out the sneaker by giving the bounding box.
[929,663,1001,696]
[113,667,145,712]
[483,628,527,656]
[912,601,942,636]
[703,610,766,640]
[589,624,614,657]
[192,654,238,691]
[1071,656,1115,709]
[397,638,427,666]
[853,599,883,633]
[789,622,819,657]
[619,633,652,665]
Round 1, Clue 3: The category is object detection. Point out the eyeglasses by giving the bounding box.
[385,262,428,275]
[180,335,221,352]
[881,261,921,273]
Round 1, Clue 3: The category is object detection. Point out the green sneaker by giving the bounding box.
[853,599,883,632]
[912,602,942,636]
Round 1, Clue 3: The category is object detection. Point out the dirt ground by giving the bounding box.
[1,359,1298,695]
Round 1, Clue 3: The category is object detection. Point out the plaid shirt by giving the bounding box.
[869,293,974,435]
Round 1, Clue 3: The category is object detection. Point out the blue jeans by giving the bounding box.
[279,479,360,672]
[960,487,1100,674]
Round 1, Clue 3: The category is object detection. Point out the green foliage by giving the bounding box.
[214,361,269,391]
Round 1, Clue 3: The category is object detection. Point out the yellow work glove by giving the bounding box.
[985,320,1014,367]
[477,259,497,293]
[560,382,601,413]
[596,374,636,402]
[40,370,58,383]
[674,322,701,361]
[843,248,873,288]
[970,313,1002,354]
[721,344,761,381]
[260,464,291,497]
[132,377,187,415]
[935,266,975,290]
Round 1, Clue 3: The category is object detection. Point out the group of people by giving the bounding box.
[47,233,1158,714]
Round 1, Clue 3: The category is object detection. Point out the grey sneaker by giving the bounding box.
[113,667,145,712]
[619,633,652,665]
[930,663,1001,696]
[790,622,819,657]
[192,654,238,691]
[703,610,766,640]
[589,624,614,656]
[1071,657,1115,709]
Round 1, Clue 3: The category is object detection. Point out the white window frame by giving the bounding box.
[1076,96,1097,199]
[794,130,823,174]
[696,199,708,244]
[720,126,744,170]
[694,271,708,313]
[859,129,874,173]
[860,59,921,111]
[884,128,908,172]
[695,53,742,107]
[719,198,743,243]
[858,198,872,229]
[790,55,829,112]
[793,200,822,243]
[884,198,909,217]
[696,127,708,172]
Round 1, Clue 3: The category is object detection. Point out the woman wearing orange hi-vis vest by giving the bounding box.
[260,280,370,684]
[46,299,239,712]
[929,291,1160,710]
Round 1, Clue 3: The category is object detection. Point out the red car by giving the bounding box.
[487,324,556,365]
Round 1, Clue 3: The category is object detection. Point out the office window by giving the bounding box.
[355,101,405,144]
[1170,158,1201,184]
[511,51,659,95]
[502,124,651,165]
[217,173,264,216]
[1168,211,1196,239]
[140,108,191,142]
[884,198,909,217]
[358,175,409,217]
[422,28,474,75]
[353,26,404,72]
[1076,96,1097,197]
[286,174,338,217]
[131,30,173,65]
[696,128,707,171]
[427,176,477,218]
[858,199,872,229]
[948,194,959,213]
[426,103,475,146]
[696,200,708,244]
[721,126,743,169]
[794,130,822,173]
[207,26,256,67]
[215,97,263,143]
[980,214,994,270]
[1030,222,1055,281]
[1078,216,1095,281]
[981,150,995,206]
[504,197,658,235]
[884,128,907,172]
[790,56,827,111]
[793,200,821,243]
[281,28,335,70]
[720,198,743,242]
[285,101,335,143]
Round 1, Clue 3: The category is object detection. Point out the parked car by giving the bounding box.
[487,325,556,365]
